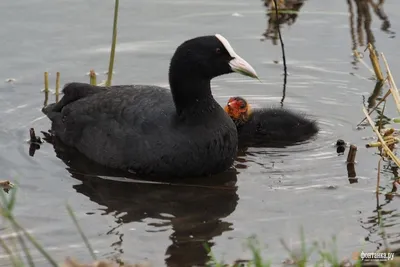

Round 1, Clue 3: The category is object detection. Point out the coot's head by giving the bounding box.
[170,34,258,80]
[224,96,252,126]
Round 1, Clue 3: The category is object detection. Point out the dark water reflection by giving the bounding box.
[2,0,400,266]
[39,134,238,267]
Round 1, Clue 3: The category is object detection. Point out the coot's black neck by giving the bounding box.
[169,62,217,118]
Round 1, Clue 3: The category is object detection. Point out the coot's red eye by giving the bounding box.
[216,48,221,54]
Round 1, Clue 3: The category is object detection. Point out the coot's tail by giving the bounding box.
[42,82,106,143]
[41,103,66,139]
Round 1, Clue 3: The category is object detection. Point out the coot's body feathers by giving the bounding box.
[237,108,318,147]
[42,35,259,178]
[43,83,237,177]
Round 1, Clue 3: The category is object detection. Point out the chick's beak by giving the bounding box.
[229,56,258,79]
[227,100,239,108]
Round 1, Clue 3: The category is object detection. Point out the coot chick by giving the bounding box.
[224,96,319,147]
[42,34,258,178]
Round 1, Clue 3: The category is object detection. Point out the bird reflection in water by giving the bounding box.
[38,131,239,267]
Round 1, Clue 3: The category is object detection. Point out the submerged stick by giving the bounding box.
[367,80,385,109]
[55,72,60,103]
[347,163,357,184]
[89,69,97,85]
[346,145,357,163]
[346,144,357,181]
[106,0,119,87]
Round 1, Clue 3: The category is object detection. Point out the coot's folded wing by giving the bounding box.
[46,85,177,170]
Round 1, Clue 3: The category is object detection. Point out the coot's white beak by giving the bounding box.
[215,34,259,79]
[228,56,258,79]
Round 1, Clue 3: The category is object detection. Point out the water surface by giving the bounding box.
[1,0,400,266]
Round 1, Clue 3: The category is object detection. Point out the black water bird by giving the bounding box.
[42,34,258,178]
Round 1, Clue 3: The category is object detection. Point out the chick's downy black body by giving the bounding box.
[42,35,258,178]
[236,108,319,147]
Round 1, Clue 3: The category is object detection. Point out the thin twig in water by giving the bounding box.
[357,85,389,126]
[353,50,375,75]
[272,0,288,106]
[378,98,387,132]
[377,157,382,197]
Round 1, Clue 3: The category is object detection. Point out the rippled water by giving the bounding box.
[1,0,400,266]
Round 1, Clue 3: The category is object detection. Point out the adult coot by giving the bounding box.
[42,34,258,178]
[223,96,319,147]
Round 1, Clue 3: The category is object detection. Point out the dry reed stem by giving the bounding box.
[381,53,400,113]
[55,72,60,103]
[367,137,399,148]
[367,43,384,81]
[363,107,400,167]
[89,70,97,86]
[44,72,49,93]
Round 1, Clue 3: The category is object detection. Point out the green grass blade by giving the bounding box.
[66,204,97,260]
[8,216,58,267]
[106,0,119,87]
[7,184,17,213]
[0,236,23,267]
